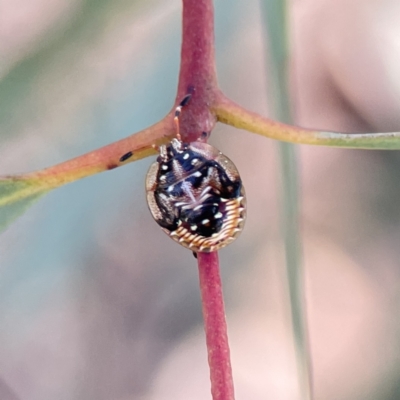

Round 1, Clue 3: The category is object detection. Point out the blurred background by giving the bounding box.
[1,0,400,399]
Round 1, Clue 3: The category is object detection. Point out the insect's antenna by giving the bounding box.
[174,94,191,141]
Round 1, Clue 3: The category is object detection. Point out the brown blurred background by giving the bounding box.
[1,0,400,399]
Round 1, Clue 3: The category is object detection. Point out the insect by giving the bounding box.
[145,96,246,252]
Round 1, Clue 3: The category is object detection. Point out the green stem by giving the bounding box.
[278,143,312,400]
[261,0,313,399]
[213,93,400,150]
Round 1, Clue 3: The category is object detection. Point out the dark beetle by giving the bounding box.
[145,138,246,252]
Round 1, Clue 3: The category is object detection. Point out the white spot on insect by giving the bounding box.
[161,165,168,170]
[183,153,190,160]
[167,185,174,192]
[190,225,197,231]
[202,219,210,225]
[191,158,199,165]
[193,171,202,177]
[206,166,213,174]
[215,212,223,219]
[160,175,166,181]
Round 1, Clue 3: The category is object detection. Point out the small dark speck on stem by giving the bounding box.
[119,151,134,162]
[180,93,192,107]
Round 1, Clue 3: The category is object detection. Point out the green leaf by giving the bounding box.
[0,179,49,233]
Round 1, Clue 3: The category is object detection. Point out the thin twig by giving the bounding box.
[176,0,218,143]
[212,92,400,149]
[181,2,235,399]
[260,0,313,398]
[197,252,235,400]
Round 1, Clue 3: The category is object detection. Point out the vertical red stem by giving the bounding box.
[177,0,218,142]
[197,252,235,400]
[178,1,234,398]
[178,0,217,96]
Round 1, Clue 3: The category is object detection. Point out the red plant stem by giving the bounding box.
[179,2,234,398]
[177,0,218,143]
[197,252,235,400]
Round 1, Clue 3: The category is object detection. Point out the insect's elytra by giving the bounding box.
[145,138,246,252]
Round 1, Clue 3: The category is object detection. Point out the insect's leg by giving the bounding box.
[174,94,192,141]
